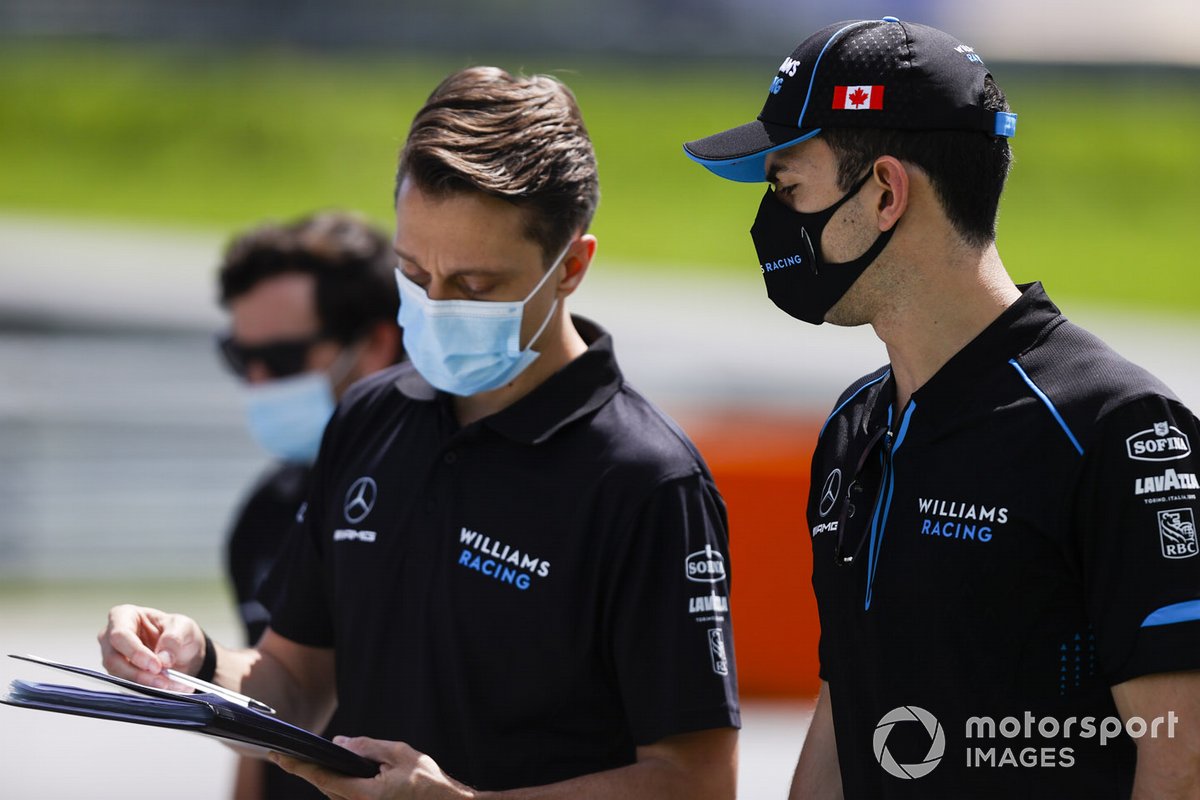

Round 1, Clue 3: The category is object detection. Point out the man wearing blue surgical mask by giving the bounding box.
[215,210,404,800]
[100,67,739,800]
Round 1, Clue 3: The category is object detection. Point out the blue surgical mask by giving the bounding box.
[395,244,569,396]
[243,371,335,463]
[241,346,358,462]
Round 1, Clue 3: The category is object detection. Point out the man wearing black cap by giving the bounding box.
[685,16,1200,800]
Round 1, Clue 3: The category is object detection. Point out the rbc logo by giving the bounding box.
[1158,508,1198,560]
[769,76,784,95]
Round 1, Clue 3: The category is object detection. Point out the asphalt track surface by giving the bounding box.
[1,214,1196,798]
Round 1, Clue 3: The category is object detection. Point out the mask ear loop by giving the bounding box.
[324,337,368,394]
[805,167,878,271]
[520,240,575,302]
[514,241,575,355]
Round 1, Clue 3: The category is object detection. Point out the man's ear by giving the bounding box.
[358,319,404,373]
[557,234,597,296]
[870,156,910,233]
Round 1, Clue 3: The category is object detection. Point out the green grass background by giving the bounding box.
[1,44,1197,314]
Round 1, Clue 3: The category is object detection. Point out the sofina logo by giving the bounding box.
[874,706,946,780]
[1126,423,1192,462]
[685,545,727,583]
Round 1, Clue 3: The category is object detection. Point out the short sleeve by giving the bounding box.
[606,471,742,746]
[258,425,341,648]
[1076,395,1200,684]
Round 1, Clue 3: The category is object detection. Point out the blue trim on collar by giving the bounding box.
[819,369,891,439]
[865,401,915,610]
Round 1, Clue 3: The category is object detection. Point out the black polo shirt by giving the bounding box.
[225,462,329,800]
[264,316,740,791]
[809,284,1200,798]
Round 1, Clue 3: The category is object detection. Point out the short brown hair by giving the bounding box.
[395,66,600,264]
[218,211,398,344]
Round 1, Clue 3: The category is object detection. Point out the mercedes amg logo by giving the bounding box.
[343,477,378,524]
[819,469,842,518]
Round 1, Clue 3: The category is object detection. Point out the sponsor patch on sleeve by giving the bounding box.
[1158,508,1198,559]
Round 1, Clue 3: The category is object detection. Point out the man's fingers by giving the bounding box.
[270,753,353,800]
[98,605,165,678]
[153,615,203,673]
[335,736,406,766]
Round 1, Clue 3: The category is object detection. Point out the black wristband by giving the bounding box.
[195,632,217,682]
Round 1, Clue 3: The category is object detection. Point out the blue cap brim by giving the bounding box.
[683,120,822,183]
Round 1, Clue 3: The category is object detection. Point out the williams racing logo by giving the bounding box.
[456,527,550,591]
[1127,422,1192,462]
[917,497,1008,545]
[761,253,806,273]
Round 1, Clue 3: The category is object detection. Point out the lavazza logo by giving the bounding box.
[1135,468,1199,496]
[872,706,1179,779]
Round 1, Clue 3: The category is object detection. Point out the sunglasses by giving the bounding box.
[833,426,891,567]
[216,333,330,379]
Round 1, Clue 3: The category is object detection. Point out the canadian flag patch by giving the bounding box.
[833,85,884,110]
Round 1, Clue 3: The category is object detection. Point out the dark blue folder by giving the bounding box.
[1,654,378,778]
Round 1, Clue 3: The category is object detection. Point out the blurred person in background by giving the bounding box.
[684,15,1200,800]
[216,210,404,799]
[100,66,740,799]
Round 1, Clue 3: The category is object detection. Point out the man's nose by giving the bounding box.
[244,361,274,385]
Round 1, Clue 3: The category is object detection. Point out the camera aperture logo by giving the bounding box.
[874,706,946,779]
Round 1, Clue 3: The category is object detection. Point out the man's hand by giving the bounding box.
[273,727,735,799]
[97,604,207,688]
[271,737,474,800]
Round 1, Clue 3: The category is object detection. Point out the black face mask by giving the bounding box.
[750,169,895,325]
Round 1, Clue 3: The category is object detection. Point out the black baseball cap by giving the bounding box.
[684,16,1017,183]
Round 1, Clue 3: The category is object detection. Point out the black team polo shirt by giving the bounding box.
[809,283,1200,798]
[264,316,740,792]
